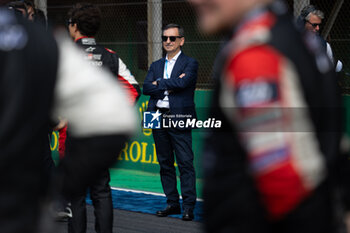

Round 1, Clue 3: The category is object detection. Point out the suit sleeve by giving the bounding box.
[157,59,198,91]
[142,63,164,98]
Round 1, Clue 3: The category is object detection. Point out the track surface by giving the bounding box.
[55,205,203,233]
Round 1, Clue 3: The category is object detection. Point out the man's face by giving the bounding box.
[68,23,77,40]
[188,0,251,34]
[162,28,184,54]
[305,13,322,33]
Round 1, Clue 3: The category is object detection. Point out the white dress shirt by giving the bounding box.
[156,51,182,109]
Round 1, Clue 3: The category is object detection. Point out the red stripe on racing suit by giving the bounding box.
[117,74,139,104]
[221,12,326,219]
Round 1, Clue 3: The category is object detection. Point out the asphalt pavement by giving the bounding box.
[53,205,203,233]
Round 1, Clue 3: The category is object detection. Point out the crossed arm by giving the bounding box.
[143,59,198,97]
[157,59,198,91]
[142,63,165,98]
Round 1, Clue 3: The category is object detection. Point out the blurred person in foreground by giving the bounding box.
[7,1,27,17]
[7,1,44,24]
[0,6,136,233]
[67,3,141,104]
[34,8,47,26]
[24,0,47,27]
[7,0,70,222]
[188,0,350,232]
[23,0,34,21]
[23,0,47,26]
[64,3,140,233]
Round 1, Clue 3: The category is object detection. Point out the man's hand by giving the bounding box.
[153,74,185,92]
[166,74,185,93]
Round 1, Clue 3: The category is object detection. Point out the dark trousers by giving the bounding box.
[0,136,50,233]
[205,178,337,233]
[152,127,196,210]
[269,183,336,233]
[60,135,127,233]
[0,165,43,233]
[68,170,113,233]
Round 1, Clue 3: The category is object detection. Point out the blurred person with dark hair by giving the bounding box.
[23,0,34,21]
[67,2,141,104]
[0,6,136,233]
[23,0,47,26]
[143,23,198,221]
[7,1,27,17]
[189,0,350,232]
[65,3,140,233]
[7,0,35,22]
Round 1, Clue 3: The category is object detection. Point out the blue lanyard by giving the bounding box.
[164,60,170,79]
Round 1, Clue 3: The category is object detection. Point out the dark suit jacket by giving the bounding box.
[143,52,198,117]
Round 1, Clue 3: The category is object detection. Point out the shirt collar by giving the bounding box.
[166,50,182,62]
[75,37,96,45]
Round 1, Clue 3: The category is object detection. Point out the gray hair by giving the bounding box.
[301,5,324,21]
[306,10,324,20]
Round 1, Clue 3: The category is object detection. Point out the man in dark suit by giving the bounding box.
[143,23,198,221]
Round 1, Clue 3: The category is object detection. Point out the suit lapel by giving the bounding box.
[170,52,185,79]
[159,57,165,79]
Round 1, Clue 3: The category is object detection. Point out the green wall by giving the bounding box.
[51,90,212,179]
[51,92,350,180]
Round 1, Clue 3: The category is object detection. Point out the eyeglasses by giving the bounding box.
[162,36,183,42]
[306,21,321,28]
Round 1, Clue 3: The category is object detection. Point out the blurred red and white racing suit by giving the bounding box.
[59,37,141,233]
[76,37,140,104]
[58,37,141,158]
[203,2,350,233]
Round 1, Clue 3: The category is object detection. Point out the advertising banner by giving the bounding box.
[50,90,213,179]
